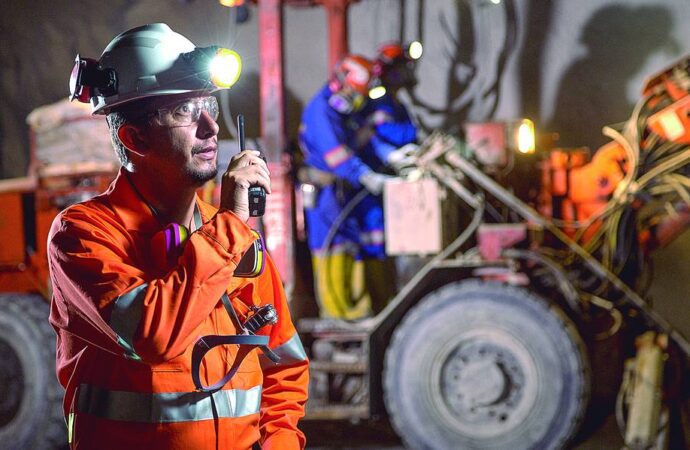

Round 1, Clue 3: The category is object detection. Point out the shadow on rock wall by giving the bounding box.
[548,4,678,150]
[409,0,519,136]
[0,0,133,179]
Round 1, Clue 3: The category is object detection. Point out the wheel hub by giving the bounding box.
[441,338,526,427]
[455,359,505,407]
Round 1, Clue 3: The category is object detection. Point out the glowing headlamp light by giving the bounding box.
[369,85,387,100]
[407,41,423,60]
[183,46,242,89]
[209,48,242,88]
[69,45,242,108]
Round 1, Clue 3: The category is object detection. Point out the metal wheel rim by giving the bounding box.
[427,326,541,439]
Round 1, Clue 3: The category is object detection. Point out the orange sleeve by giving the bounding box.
[48,206,256,363]
[247,256,309,450]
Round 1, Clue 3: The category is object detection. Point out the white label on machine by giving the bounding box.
[384,178,442,256]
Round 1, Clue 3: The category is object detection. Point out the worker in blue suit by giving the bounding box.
[298,54,396,319]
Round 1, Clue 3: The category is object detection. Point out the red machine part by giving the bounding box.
[0,183,50,296]
[257,0,295,292]
[642,56,690,102]
[540,144,630,243]
[319,0,355,70]
[477,223,527,261]
[464,122,509,170]
[0,174,114,298]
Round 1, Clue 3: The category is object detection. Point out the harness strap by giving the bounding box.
[191,294,280,392]
[191,334,268,393]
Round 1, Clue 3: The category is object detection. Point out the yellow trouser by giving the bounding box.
[312,252,396,319]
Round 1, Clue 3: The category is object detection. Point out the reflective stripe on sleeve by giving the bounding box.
[109,284,147,359]
[323,145,352,168]
[77,384,262,423]
[260,333,308,369]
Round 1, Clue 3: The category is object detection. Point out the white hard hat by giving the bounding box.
[69,23,242,114]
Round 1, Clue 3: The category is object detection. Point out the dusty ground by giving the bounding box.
[301,410,625,450]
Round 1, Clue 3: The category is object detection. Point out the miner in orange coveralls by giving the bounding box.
[48,23,308,450]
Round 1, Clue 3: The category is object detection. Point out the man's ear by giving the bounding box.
[118,124,148,157]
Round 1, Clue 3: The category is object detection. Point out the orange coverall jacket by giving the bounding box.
[47,168,309,450]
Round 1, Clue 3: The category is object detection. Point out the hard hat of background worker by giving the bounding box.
[327,54,374,114]
[374,42,421,90]
[69,23,242,114]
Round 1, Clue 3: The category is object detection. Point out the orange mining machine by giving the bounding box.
[298,56,690,449]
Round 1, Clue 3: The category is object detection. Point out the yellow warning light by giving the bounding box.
[516,119,536,154]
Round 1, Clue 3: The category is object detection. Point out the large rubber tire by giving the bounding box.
[384,280,589,450]
[0,294,66,449]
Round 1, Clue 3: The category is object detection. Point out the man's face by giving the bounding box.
[139,94,220,186]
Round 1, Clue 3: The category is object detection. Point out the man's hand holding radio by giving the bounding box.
[220,150,271,223]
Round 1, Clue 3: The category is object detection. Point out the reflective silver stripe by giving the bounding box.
[110,284,148,358]
[359,229,385,245]
[324,144,353,168]
[260,333,308,369]
[77,384,262,423]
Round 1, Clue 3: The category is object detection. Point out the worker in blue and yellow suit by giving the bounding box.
[298,54,398,319]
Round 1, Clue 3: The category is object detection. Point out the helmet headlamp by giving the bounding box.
[69,23,242,114]
[181,46,242,90]
[69,54,117,103]
[209,48,242,88]
[407,41,423,60]
[369,85,387,100]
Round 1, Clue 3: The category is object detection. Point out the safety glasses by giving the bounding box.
[151,96,220,127]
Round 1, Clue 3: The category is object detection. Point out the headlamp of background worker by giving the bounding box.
[68,23,242,114]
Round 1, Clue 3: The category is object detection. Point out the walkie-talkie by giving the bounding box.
[237,114,266,217]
